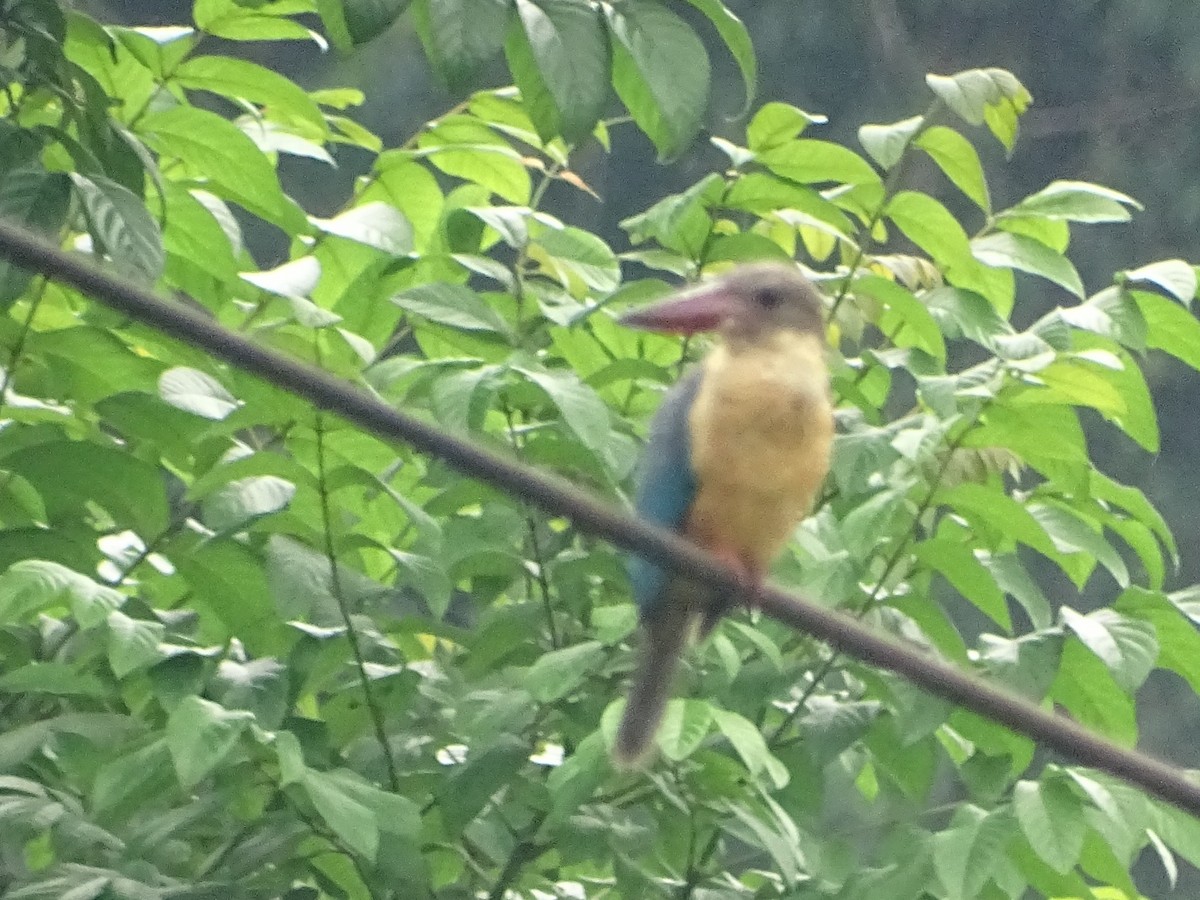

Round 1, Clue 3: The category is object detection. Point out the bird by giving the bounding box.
[613,262,834,766]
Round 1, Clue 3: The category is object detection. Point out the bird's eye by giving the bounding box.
[755,288,783,309]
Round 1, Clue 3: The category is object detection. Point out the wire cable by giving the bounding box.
[0,217,1198,818]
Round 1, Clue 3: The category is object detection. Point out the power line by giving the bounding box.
[0,217,1198,819]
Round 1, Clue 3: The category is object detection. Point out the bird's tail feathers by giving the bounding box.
[613,599,692,768]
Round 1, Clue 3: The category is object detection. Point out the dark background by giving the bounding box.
[81,0,1200,890]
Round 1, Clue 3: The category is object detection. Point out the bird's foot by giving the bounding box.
[710,548,764,614]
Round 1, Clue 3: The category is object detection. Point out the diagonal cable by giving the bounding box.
[0,216,1198,818]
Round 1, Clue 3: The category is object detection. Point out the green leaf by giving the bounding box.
[858,116,922,170]
[542,730,608,832]
[936,482,1056,558]
[656,698,713,761]
[606,1,710,161]
[0,560,124,628]
[416,116,532,204]
[415,0,509,92]
[711,707,788,788]
[214,658,288,728]
[1060,606,1157,693]
[434,737,528,833]
[1013,777,1086,873]
[106,610,166,678]
[139,105,306,231]
[525,640,604,702]
[746,102,825,151]
[397,282,510,335]
[430,365,501,434]
[363,155,444,247]
[159,367,241,420]
[70,173,164,282]
[91,738,175,819]
[162,183,240,284]
[1014,359,1126,418]
[887,191,976,278]
[310,202,413,254]
[1116,588,1200,695]
[177,539,280,654]
[853,274,945,361]
[1122,259,1197,306]
[513,364,612,456]
[506,0,609,144]
[173,55,325,131]
[1134,289,1200,371]
[1003,180,1141,223]
[758,139,880,186]
[678,0,755,115]
[973,232,1083,297]
[977,632,1062,700]
[330,0,412,45]
[4,440,170,537]
[620,173,721,257]
[915,125,990,210]
[924,286,1012,344]
[931,806,1012,900]
[1073,337,1158,452]
[167,695,254,789]
[108,24,198,78]
[926,68,1031,150]
[725,798,805,885]
[193,0,320,41]
[202,476,296,532]
[981,554,1052,630]
[1029,502,1128,589]
[1049,639,1137,745]
[303,768,379,860]
[914,538,1009,629]
[798,699,881,765]
[533,226,620,293]
[241,256,322,298]
[0,662,110,699]
[0,166,71,304]
[964,404,1087,478]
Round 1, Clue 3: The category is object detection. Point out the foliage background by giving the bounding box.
[1,0,1200,898]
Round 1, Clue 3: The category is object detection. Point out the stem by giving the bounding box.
[312,343,401,792]
[0,274,48,415]
[484,821,545,900]
[827,100,944,323]
[502,400,559,647]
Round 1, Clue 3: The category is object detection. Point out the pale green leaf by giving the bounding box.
[159,367,240,420]
[858,116,922,170]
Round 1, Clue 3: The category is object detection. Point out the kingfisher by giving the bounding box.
[613,262,834,766]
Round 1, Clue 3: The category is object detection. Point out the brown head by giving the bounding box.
[618,262,825,342]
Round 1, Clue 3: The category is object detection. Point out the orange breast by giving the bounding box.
[684,331,833,570]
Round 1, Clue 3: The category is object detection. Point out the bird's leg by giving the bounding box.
[739,557,766,613]
[699,547,763,635]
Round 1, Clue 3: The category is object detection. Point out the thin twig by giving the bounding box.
[311,361,401,793]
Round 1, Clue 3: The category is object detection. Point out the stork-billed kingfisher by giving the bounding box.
[614,262,834,766]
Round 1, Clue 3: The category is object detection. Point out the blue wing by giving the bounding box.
[627,368,702,618]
